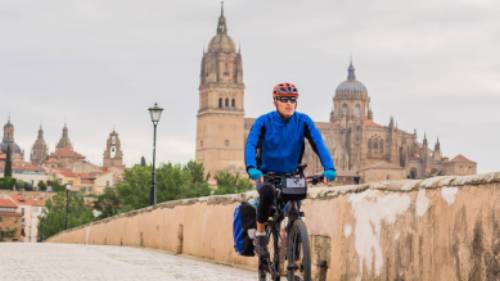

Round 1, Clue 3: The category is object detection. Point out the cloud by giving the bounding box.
[1,0,498,173]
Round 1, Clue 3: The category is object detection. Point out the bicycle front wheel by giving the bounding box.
[286,219,311,281]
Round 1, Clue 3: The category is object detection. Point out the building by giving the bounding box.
[195,4,246,176]
[30,126,49,165]
[0,118,24,165]
[195,7,477,182]
[103,130,125,175]
[9,194,45,242]
[0,197,23,242]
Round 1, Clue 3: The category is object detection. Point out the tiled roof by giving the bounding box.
[451,154,475,163]
[0,198,17,208]
[10,194,46,207]
[364,119,385,128]
[55,168,78,178]
[51,148,84,159]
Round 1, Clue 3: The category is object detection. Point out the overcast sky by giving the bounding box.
[0,0,498,173]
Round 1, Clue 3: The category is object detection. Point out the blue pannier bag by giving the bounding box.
[233,200,257,256]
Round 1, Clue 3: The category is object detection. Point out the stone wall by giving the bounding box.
[48,172,500,281]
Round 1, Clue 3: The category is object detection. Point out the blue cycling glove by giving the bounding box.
[323,170,336,181]
[248,168,263,181]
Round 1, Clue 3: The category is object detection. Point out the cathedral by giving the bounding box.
[195,6,477,183]
[0,120,125,194]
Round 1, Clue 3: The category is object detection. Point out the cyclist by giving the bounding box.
[244,82,336,266]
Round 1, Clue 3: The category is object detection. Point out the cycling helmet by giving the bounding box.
[272,82,299,97]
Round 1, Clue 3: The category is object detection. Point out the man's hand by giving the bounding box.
[248,168,263,184]
[323,170,336,184]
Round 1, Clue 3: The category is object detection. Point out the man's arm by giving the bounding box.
[244,118,265,172]
[303,115,335,171]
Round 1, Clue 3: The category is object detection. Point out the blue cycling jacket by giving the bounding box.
[245,111,335,174]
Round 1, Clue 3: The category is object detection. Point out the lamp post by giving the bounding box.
[64,184,72,230]
[148,102,164,206]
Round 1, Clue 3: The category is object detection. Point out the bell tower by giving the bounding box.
[195,4,245,176]
[103,130,124,170]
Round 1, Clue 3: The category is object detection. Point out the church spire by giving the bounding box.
[31,125,48,165]
[37,125,44,139]
[217,1,227,34]
[56,123,73,150]
[347,58,356,81]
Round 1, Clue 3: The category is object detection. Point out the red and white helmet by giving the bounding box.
[272,82,299,97]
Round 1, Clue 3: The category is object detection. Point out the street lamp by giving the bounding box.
[148,102,164,206]
[64,184,72,230]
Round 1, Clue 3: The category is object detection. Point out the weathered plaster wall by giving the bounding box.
[48,172,500,281]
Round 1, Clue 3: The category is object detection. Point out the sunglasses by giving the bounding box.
[276,96,297,104]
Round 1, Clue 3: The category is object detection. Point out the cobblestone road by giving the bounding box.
[0,243,257,281]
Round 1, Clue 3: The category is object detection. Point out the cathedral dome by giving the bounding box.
[208,33,236,53]
[0,142,22,155]
[207,4,236,54]
[4,120,13,129]
[335,61,368,99]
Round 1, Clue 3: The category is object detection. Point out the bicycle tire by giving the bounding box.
[259,225,281,281]
[286,219,311,281]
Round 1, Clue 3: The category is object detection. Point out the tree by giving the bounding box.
[37,181,47,191]
[214,171,253,195]
[93,161,212,218]
[0,177,16,190]
[4,145,12,178]
[38,190,94,241]
[93,187,121,219]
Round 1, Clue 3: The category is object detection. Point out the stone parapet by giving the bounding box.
[48,172,500,281]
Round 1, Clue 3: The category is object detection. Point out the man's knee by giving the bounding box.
[258,184,275,202]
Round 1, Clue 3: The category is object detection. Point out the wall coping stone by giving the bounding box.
[52,171,500,236]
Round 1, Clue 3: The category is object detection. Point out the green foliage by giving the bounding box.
[93,187,121,219]
[214,171,253,195]
[37,181,47,191]
[46,180,65,193]
[38,190,94,241]
[4,145,12,178]
[94,161,211,219]
[0,177,16,190]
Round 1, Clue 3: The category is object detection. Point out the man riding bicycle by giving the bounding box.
[244,82,336,274]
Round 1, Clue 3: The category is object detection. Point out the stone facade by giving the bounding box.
[0,198,23,242]
[48,172,500,281]
[195,9,477,182]
[30,126,49,165]
[195,5,246,177]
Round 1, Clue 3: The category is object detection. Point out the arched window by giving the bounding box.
[225,98,229,107]
[224,139,230,146]
[231,99,235,107]
[378,139,384,154]
[218,98,223,108]
[342,104,349,116]
[354,104,361,117]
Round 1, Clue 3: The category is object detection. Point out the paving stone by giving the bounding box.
[0,243,257,281]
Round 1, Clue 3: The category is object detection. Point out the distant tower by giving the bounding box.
[56,124,73,150]
[331,60,370,171]
[0,118,23,156]
[31,126,48,165]
[330,60,370,123]
[103,130,124,170]
[432,137,442,161]
[195,3,245,176]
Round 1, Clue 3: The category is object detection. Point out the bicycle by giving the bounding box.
[258,165,324,281]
